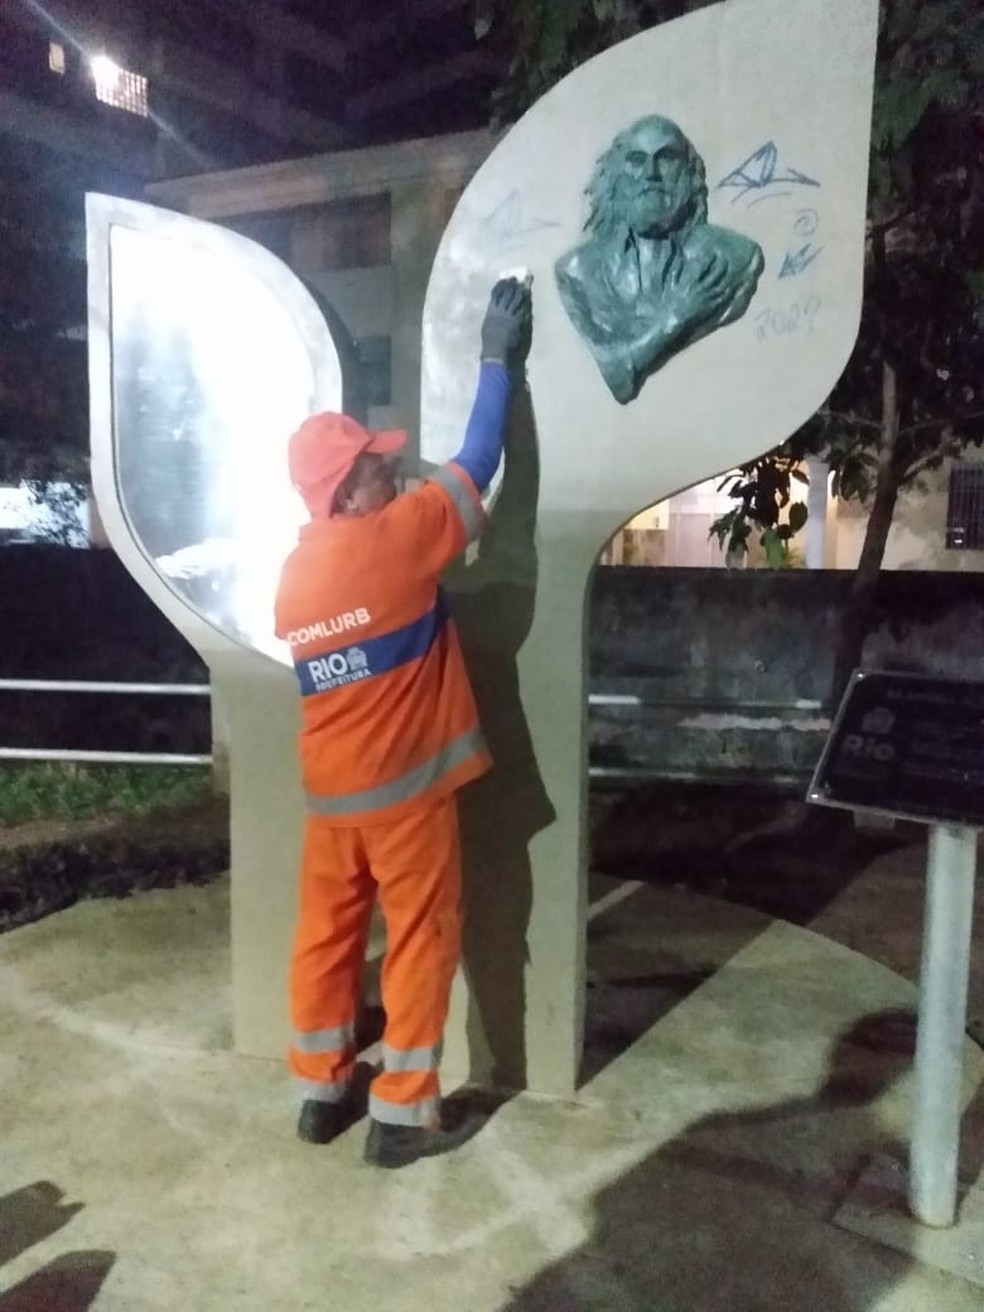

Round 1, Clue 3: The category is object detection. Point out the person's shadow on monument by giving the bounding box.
[448,379,554,1092]
[499,1009,960,1311]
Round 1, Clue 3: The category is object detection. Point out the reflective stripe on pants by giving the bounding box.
[288,798,461,1124]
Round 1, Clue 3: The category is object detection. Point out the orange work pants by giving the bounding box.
[288,798,461,1127]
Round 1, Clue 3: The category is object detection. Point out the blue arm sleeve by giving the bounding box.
[450,362,512,494]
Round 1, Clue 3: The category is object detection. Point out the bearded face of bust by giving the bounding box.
[613,120,697,239]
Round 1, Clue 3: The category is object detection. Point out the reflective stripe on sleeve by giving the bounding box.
[432,464,483,542]
[293,1077,350,1105]
[368,1093,440,1128]
[381,1040,443,1073]
[291,1021,356,1055]
[305,725,486,817]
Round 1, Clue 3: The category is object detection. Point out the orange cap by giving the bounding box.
[288,412,407,516]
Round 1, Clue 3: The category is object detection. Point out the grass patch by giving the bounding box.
[0,762,214,827]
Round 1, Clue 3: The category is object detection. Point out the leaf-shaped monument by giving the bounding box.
[422,0,880,1098]
[87,196,344,665]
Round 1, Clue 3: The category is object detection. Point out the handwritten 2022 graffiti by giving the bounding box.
[754,295,822,342]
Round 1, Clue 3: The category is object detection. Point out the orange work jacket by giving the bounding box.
[274,462,491,825]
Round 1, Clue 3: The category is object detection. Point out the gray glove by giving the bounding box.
[481,278,532,366]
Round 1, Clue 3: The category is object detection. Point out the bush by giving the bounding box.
[0,829,228,934]
[0,762,213,827]
[0,767,228,934]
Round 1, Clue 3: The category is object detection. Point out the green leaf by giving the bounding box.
[968,40,984,78]
[761,528,788,568]
[869,155,896,208]
[474,0,496,40]
[915,2,961,41]
[874,78,933,150]
[788,502,809,533]
[709,507,739,547]
[539,0,585,69]
[922,68,969,107]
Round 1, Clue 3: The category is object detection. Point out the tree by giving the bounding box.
[477,0,984,707]
[0,145,90,536]
[475,1,713,124]
[710,0,984,702]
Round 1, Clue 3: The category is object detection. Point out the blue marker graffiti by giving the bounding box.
[481,190,562,251]
[717,142,820,205]
[780,244,825,279]
[778,208,825,279]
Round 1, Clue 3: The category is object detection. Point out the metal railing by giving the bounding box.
[0,681,826,777]
[586,691,829,787]
[0,679,212,766]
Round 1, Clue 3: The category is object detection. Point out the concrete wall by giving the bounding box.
[0,546,204,680]
[0,546,208,758]
[6,547,984,785]
[589,566,984,785]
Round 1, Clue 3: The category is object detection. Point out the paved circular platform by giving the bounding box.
[1,865,983,1309]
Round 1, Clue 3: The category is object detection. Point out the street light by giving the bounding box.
[90,53,122,89]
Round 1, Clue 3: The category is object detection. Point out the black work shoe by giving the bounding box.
[363,1111,485,1169]
[297,1099,346,1145]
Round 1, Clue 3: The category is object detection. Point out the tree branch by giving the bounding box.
[867,206,912,235]
[902,448,955,480]
[898,409,984,440]
[821,410,882,432]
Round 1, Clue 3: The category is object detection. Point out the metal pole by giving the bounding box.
[0,680,209,696]
[0,748,212,766]
[909,823,978,1227]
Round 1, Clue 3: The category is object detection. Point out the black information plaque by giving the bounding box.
[807,671,984,828]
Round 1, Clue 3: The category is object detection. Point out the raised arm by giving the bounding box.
[452,278,532,493]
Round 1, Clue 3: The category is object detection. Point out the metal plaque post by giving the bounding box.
[809,670,984,1228]
[910,823,978,1227]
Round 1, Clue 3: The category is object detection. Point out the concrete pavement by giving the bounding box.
[2,843,983,1310]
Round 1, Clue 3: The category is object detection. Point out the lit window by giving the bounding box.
[946,466,984,549]
[91,55,149,117]
[49,42,66,74]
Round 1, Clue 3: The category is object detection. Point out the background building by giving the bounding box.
[0,0,502,539]
[147,130,493,449]
[151,130,984,579]
[1,0,501,179]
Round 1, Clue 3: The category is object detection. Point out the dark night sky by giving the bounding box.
[280,0,503,143]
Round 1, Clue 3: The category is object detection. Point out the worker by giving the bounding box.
[274,276,532,1169]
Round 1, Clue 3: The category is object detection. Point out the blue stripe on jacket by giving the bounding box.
[294,593,448,698]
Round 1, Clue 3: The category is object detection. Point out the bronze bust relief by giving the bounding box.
[555,116,764,404]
